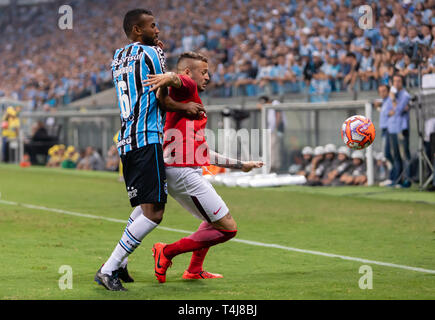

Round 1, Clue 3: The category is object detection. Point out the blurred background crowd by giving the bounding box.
[1,0,434,190]
[2,0,435,110]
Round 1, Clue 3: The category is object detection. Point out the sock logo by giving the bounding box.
[127,186,138,199]
[125,239,138,250]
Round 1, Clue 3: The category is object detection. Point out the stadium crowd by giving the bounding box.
[43,143,118,171]
[1,0,435,109]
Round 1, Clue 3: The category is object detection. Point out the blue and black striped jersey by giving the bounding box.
[111,42,167,155]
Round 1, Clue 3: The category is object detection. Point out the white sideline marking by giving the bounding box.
[1,199,435,275]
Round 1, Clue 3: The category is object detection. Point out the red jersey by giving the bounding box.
[163,74,209,167]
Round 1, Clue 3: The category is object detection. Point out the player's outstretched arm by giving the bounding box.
[209,150,264,172]
[143,72,182,92]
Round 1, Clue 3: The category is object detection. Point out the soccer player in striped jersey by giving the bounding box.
[142,52,263,282]
[95,9,205,291]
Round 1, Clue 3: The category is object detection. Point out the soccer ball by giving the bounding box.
[341,115,376,150]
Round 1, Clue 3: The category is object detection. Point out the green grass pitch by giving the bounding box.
[0,164,434,300]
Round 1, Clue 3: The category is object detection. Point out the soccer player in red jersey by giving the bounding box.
[143,51,263,282]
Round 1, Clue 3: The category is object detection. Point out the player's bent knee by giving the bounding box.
[140,203,165,224]
[212,212,237,231]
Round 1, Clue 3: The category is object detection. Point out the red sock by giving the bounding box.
[187,247,209,274]
[163,221,237,260]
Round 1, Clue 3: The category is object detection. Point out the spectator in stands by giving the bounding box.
[46,144,65,168]
[303,51,321,86]
[306,51,331,102]
[270,55,294,95]
[377,51,395,86]
[358,47,375,91]
[342,52,360,92]
[340,150,367,186]
[322,52,342,92]
[105,145,120,172]
[1,106,20,163]
[322,146,352,186]
[289,55,304,92]
[233,60,258,96]
[399,54,419,87]
[77,146,105,171]
[61,146,80,169]
[256,57,274,95]
[372,49,384,85]
[208,64,226,97]
[223,64,238,97]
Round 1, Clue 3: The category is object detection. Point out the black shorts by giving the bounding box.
[121,144,167,207]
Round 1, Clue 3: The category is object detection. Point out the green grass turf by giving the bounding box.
[0,164,434,300]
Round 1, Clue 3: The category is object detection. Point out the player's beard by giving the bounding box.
[142,34,157,46]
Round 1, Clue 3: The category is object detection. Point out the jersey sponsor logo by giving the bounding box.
[117,137,132,148]
[111,51,143,68]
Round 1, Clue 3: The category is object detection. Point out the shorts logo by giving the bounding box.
[164,181,168,195]
[127,186,138,199]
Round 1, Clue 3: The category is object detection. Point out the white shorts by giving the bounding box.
[165,166,229,223]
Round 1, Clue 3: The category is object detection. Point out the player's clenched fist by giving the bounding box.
[183,102,206,119]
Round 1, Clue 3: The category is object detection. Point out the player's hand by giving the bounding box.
[143,73,179,92]
[183,102,206,119]
[241,161,264,172]
[156,40,164,50]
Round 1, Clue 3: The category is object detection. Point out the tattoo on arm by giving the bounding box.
[209,150,243,169]
[170,72,182,88]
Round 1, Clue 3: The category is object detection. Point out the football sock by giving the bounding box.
[127,206,144,227]
[120,206,143,268]
[187,247,209,274]
[163,221,237,260]
[102,214,158,275]
[187,223,211,273]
